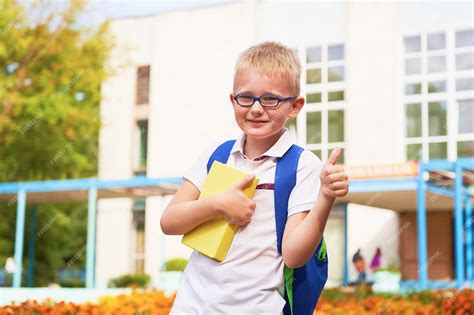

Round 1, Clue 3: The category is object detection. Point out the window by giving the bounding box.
[427,55,446,73]
[306,111,321,144]
[288,43,346,163]
[428,81,446,93]
[405,103,422,138]
[427,32,446,50]
[403,29,474,161]
[405,83,422,95]
[456,52,474,71]
[134,120,148,171]
[328,66,344,82]
[404,35,421,53]
[458,141,474,157]
[136,65,150,105]
[328,91,344,102]
[306,46,321,63]
[456,29,474,47]
[458,99,474,134]
[328,44,344,61]
[428,101,447,136]
[328,110,344,143]
[405,58,421,75]
[306,68,322,84]
[307,93,321,103]
[456,78,474,91]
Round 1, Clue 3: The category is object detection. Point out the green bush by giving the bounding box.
[61,278,85,288]
[107,273,150,288]
[163,258,188,272]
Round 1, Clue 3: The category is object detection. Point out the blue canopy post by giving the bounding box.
[416,162,428,290]
[13,189,27,288]
[0,175,182,290]
[454,161,465,289]
[26,205,37,287]
[86,186,98,288]
[465,196,473,281]
[343,203,349,285]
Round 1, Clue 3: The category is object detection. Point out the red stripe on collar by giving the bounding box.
[256,183,274,190]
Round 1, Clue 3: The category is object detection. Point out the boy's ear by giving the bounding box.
[288,96,305,119]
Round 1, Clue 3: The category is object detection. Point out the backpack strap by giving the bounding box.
[274,144,304,315]
[206,140,236,173]
[274,144,305,254]
[275,145,328,315]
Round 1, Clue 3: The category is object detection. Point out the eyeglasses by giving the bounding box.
[233,93,297,108]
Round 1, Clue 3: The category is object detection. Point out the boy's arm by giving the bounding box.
[282,148,348,269]
[160,179,220,235]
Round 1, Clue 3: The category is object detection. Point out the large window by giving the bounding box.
[287,43,346,163]
[403,29,474,160]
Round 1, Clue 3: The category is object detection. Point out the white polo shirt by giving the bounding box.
[171,128,322,315]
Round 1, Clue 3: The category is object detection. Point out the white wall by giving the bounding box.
[347,203,400,281]
[259,1,346,47]
[400,2,473,33]
[145,195,193,284]
[97,17,155,286]
[99,16,155,180]
[147,1,256,178]
[96,199,134,288]
[325,214,345,283]
[345,1,403,165]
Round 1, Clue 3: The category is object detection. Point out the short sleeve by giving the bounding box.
[182,141,221,192]
[287,150,323,217]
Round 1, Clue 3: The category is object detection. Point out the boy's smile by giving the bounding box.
[230,69,304,155]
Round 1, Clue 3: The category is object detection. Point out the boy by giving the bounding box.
[160,42,349,314]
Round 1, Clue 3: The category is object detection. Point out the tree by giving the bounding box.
[0,0,114,286]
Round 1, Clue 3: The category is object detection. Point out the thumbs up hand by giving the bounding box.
[320,148,349,199]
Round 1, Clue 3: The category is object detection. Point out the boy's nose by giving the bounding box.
[249,101,264,113]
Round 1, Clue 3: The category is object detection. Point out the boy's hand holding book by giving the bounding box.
[214,174,257,226]
[182,162,259,261]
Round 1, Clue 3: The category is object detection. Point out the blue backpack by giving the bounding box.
[207,140,328,315]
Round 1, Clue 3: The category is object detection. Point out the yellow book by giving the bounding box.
[181,161,259,262]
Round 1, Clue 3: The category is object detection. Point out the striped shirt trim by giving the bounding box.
[256,183,274,190]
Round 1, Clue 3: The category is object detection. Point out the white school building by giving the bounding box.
[96,1,473,288]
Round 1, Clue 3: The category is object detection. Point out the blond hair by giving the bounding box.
[233,41,302,95]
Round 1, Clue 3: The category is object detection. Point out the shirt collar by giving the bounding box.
[230,128,296,160]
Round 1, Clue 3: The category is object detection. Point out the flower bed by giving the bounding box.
[316,287,474,314]
[0,288,472,314]
[0,290,175,315]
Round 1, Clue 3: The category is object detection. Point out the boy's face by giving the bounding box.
[230,69,304,140]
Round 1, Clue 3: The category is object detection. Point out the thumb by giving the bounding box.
[236,174,255,191]
[326,148,341,166]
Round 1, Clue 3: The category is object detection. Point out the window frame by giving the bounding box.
[291,43,347,163]
[402,28,474,161]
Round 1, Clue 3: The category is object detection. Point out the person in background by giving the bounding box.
[352,249,366,285]
[370,247,382,272]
